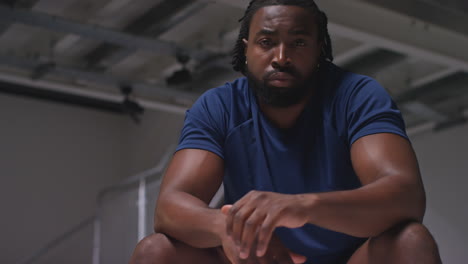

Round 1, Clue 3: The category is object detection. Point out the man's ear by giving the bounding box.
[242,38,248,55]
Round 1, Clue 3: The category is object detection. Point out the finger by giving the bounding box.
[232,206,255,248]
[226,195,251,237]
[221,205,232,215]
[226,203,244,237]
[256,214,276,257]
[277,254,294,264]
[239,210,265,259]
[288,251,307,264]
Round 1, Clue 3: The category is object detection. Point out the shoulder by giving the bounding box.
[321,63,391,110]
[187,77,251,128]
[192,77,249,113]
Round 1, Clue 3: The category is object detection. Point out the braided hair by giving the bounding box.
[232,0,333,74]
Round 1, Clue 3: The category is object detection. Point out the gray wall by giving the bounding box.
[411,123,468,264]
[0,93,184,263]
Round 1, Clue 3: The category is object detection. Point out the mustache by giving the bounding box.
[263,67,300,79]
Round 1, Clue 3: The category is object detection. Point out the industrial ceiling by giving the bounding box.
[0,0,467,134]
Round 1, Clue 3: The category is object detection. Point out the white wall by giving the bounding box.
[123,110,185,176]
[0,92,186,263]
[0,93,128,264]
[411,123,468,264]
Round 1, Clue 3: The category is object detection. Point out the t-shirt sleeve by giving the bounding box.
[346,77,408,146]
[175,88,229,159]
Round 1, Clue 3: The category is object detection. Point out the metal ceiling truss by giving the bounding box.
[84,0,206,68]
[0,4,178,56]
[0,54,199,104]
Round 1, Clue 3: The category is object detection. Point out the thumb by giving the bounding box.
[288,251,307,264]
[221,204,232,215]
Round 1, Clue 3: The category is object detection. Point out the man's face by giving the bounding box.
[243,5,322,107]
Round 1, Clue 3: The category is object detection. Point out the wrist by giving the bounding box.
[213,209,228,242]
[296,193,320,224]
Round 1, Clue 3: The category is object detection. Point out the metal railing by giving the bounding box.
[18,147,174,264]
[92,147,173,264]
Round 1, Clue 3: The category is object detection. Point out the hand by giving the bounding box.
[221,206,307,264]
[222,191,312,259]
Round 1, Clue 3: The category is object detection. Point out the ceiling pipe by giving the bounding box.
[0,72,188,115]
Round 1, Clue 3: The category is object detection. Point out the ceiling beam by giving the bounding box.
[85,1,209,68]
[0,4,177,56]
[0,54,199,104]
[402,101,448,123]
[333,44,378,66]
[0,71,188,115]
[314,0,468,72]
[410,67,459,89]
[0,0,38,34]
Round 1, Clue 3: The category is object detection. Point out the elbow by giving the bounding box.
[153,199,167,233]
[400,180,426,223]
[412,186,426,222]
[153,215,162,233]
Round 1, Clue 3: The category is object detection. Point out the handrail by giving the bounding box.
[92,145,175,264]
[96,146,174,203]
[18,216,96,264]
[19,146,175,264]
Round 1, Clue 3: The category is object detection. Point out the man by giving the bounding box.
[130,0,441,263]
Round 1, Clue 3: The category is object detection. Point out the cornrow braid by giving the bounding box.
[231,0,333,74]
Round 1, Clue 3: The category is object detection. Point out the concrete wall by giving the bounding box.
[0,92,186,263]
[411,123,468,264]
[0,93,121,263]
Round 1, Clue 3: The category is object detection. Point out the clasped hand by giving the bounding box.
[220,191,309,263]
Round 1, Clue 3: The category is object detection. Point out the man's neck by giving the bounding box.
[258,91,313,130]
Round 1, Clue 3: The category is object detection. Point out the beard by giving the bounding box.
[246,66,316,108]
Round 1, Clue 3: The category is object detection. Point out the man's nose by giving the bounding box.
[271,44,291,68]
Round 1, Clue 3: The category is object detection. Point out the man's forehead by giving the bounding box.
[250,5,316,30]
[250,5,316,34]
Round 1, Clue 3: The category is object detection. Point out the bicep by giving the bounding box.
[159,149,224,204]
[350,133,422,187]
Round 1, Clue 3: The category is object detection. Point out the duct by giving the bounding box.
[0,54,199,104]
[0,4,178,56]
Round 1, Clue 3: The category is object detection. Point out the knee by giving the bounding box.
[375,221,441,261]
[130,233,175,264]
[394,221,438,250]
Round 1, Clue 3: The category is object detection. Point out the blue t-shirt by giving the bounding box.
[176,62,407,263]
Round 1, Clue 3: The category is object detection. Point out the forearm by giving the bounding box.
[303,175,426,237]
[155,191,225,248]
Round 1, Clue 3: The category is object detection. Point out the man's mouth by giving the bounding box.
[268,72,295,80]
[267,72,296,86]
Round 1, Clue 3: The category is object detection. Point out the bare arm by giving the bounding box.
[154,149,225,248]
[226,133,426,258]
[303,132,426,237]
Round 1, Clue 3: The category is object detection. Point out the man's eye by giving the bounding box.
[259,39,273,47]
